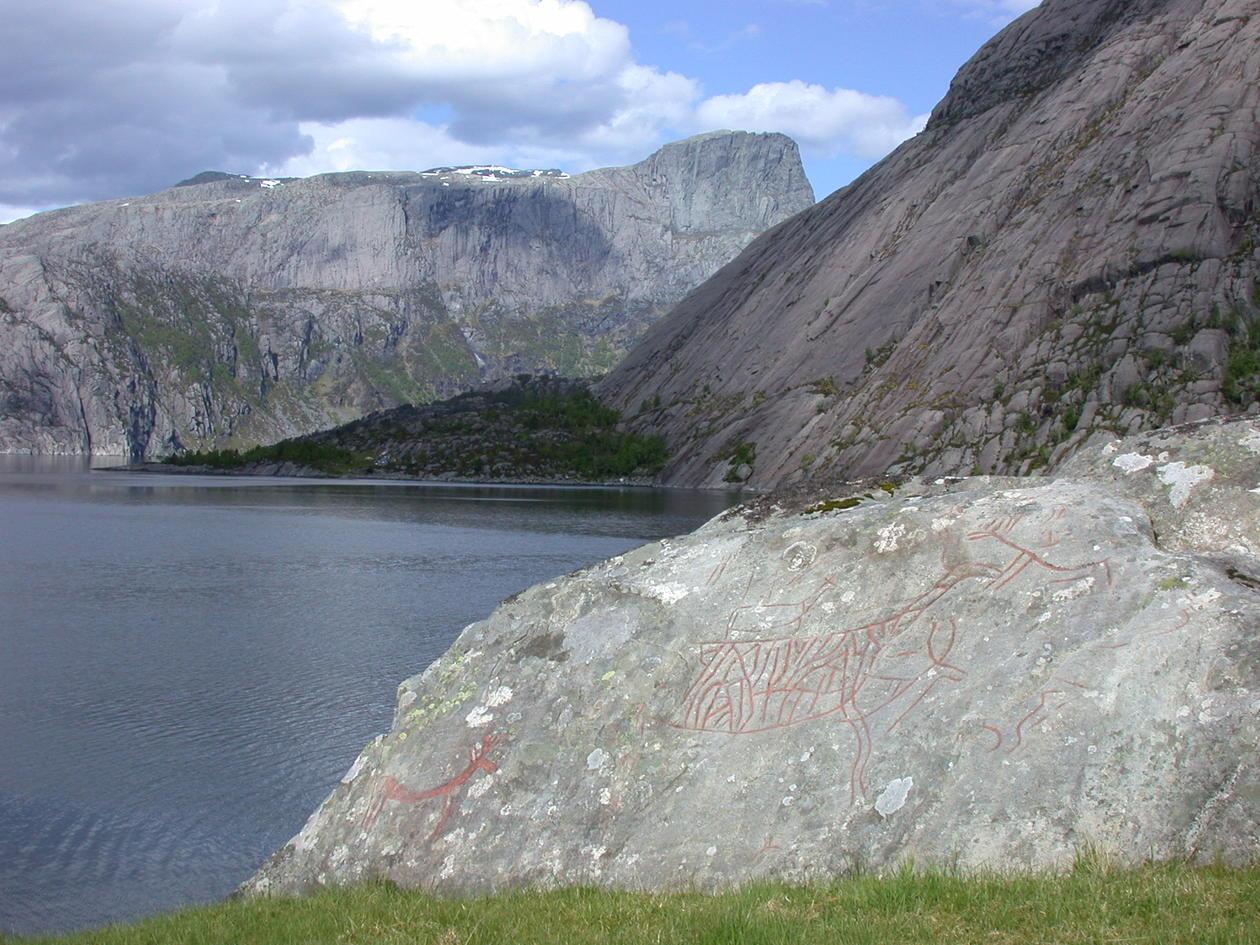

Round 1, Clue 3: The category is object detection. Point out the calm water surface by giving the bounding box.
[0,458,734,935]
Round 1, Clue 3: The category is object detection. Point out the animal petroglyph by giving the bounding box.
[675,518,1112,799]
[362,734,502,840]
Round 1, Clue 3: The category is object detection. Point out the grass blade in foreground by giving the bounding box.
[7,864,1258,945]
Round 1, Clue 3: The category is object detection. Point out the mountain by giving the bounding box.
[0,131,813,457]
[599,0,1260,488]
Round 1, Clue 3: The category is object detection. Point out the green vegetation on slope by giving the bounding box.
[1223,319,1260,405]
[6,864,1257,945]
[164,440,370,475]
[386,387,667,480]
[162,380,669,482]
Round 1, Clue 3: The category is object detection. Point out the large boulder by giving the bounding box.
[246,419,1259,896]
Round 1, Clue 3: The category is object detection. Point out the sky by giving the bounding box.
[0,0,1040,224]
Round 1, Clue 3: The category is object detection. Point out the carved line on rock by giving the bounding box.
[362,733,502,841]
[672,518,1114,801]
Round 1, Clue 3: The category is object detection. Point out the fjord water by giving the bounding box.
[0,459,734,936]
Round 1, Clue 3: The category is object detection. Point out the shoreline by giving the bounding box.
[94,461,747,494]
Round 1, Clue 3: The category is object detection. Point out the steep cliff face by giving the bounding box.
[599,0,1260,488]
[0,131,812,457]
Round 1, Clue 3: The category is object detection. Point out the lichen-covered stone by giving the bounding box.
[245,420,1259,897]
[1060,417,1260,562]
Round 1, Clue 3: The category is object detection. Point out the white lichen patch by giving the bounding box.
[1112,453,1154,474]
[465,705,494,728]
[875,777,914,818]
[440,854,457,879]
[1052,576,1095,602]
[1239,428,1260,455]
[646,583,691,605]
[586,845,607,875]
[874,522,906,554]
[1156,462,1215,509]
[599,787,612,806]
[783,541,817,572]
[466,776,494,800]
[485,686,514,707]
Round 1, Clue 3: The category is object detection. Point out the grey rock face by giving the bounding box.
[246,418,1259,897]
[0,132,812,457]
[598,0,1260,489]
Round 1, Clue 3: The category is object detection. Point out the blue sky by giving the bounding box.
[590,0,1037,196]
[0,0,1038,222]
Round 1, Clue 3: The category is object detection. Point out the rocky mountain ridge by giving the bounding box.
[599,0,1260,489]
[0,131,813,457]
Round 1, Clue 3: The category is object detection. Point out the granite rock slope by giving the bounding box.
[0,132,812,457]
[245,418,1259,896]
[599,0,1260,488]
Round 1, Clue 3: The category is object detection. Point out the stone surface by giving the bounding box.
[246,419,1259,897]
[0,132,812,457]
[1060,417,1260,561]
[598,0,1260,489]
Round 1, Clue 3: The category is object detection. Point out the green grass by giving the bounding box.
[714,439,757,483]
[1223,322,1260,406]
[6,864,1257,945]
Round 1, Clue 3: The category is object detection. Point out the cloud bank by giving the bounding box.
[0,0,963,215]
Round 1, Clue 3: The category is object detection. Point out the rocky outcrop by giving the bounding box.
[0,132,812,457]
[245,418,1259,896]
[598,0,1260,489]
[141,375,670,484]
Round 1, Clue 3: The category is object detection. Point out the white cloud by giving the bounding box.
[0,205,41,225]
[268,119,503,178]
[269,61,700,180]
[0,0,930,206]
[333,0,630,83]
[694,81,928,159]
